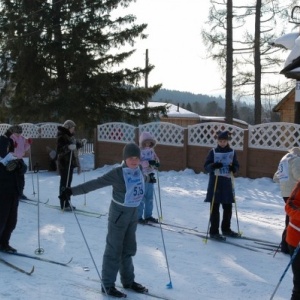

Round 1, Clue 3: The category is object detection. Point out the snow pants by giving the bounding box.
[0,194,19,246]
[102,201,138,289]
[289,245,300,300]
[59,166,74,208]
[138,182,154,219]
[281,197,290,254]
[209,202,233,235]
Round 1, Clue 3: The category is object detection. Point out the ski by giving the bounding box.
[0,257,34,275]
[84,279,173,300]
[19,199,38,206]
[146,223,262,253]
[45,203,106,218]
[20,198,49,205]
[4,251,72,267]
[151,221,278,246]
[254,241,279,248]
[246,244,278,252]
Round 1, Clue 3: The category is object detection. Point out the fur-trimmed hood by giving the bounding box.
[139,131,156,148]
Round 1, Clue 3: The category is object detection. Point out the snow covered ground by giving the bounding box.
[0,154,293,300]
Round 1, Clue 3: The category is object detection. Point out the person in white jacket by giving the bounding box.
[273,147,300,254]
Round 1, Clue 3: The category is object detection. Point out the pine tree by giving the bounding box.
[0,0,165,128]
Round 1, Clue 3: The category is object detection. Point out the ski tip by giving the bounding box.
[29,266,35,275]
[67,257,73,264]
[166,282,173,289]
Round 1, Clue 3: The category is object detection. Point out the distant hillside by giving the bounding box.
[152,88,225,109]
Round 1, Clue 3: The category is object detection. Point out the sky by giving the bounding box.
[116,0,297,99]
[0,153,295,300]
[118,0,226,97]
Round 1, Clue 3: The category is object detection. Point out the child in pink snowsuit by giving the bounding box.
[10,125,32,199]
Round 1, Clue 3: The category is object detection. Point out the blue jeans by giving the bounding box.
[138,182,154,219]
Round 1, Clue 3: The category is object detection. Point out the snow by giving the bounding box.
[0,153,293,300]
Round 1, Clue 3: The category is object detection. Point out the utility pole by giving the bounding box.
[145,49,149,108]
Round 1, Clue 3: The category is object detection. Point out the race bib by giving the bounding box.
[213,150,234,177]
[122,167,145,207]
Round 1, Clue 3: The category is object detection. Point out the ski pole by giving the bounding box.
[156,168,163,221]
[34,163,44,255]
[270,241,300,300]
[273,242,282,258]
[63,150,73,211]
[230,172,242,235]
[68,204,108,296]
[29,148,36,196]
[83,170,87,206]
[204,172,219,243]
[153,190,173,289]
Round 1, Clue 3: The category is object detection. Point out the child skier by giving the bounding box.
[285,181,300,300]
[138,131,160,224]
[204,130,240,240]
[60,143,149,298]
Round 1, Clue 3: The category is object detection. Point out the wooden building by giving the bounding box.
[273,88,295,122]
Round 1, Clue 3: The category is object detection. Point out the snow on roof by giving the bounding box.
[148,102,248,125]
[148,102,200,118]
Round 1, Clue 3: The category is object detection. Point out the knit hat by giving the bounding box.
[217,131,231,140]
[123,143,140,160]
[4,129,12,138]
[63,120,76,129]
[9,125,22,134]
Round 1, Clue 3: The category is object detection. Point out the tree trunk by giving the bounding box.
[225,0,233,124]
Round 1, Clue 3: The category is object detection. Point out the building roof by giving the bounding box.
[273,88,295,112]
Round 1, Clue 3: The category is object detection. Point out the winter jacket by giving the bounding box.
[10,134,31,159]
[71,163,144,207]
[285,181,300,247]
[56,126,83,171]
[139,132,159,175]
[204,145,239,204]
[273,148,300,197]
[0,135,25,195]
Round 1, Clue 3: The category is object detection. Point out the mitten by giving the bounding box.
[6,160,18,172]
[68,144,76,151]
[149,160,160,168]
[148,173,157,183]
[229,164,236,173]
[27,138,33,145]
[14,141,18,148]
[212,162,223,170]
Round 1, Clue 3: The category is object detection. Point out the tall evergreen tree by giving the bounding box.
[0,0,165,128]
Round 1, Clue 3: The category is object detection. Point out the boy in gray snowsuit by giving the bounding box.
[61,143,148,298]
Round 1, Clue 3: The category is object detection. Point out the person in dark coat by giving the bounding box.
[204,130,240,240]
[56,120,86,210]
[0,129,26,253]
[60,143,148,298]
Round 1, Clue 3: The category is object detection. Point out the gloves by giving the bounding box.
[148,160,160,168]
[60,187,73,201]
[148,173,157,183]
[0,153,17,166]
[27,138,33,145]
[212,162,223,170]
[229,164,236,173]
[68,144,76,151]
[6,159,22,172]
[81,139,87,145]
